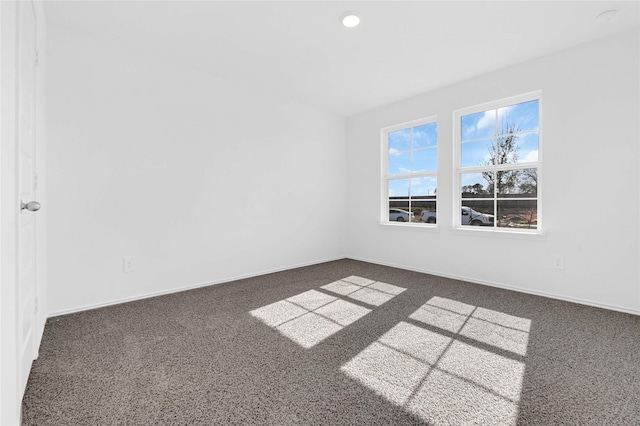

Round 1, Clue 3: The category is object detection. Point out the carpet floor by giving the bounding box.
[22,259,640,425]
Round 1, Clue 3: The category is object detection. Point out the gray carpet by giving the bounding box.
[22,259,640,425]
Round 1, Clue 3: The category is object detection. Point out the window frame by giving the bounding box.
[381,115,438,226]
[453,91,542,233]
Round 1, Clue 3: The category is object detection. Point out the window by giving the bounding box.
[455,92,540,231]
[382,117,438,225]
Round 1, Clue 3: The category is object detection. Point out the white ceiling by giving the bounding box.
[43,1,639,117]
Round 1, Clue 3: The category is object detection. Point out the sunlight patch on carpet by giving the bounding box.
[321,277,406,306]
[341,296,530,425]
[250,287,373,348]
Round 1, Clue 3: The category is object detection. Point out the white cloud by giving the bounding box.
[497,106,511,121]
[476,111,495,130]
[389,147,401,156]
[476,107,511,131]
[521,150,538,163]
[412,129,434,147]
[462,125,475,140]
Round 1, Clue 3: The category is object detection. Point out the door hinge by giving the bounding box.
[34,173,38,190]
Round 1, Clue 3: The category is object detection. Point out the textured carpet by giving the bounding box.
[22,259,640,425]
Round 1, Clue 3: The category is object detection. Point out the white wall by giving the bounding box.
[346,29,640,314]
[46,26,347,315]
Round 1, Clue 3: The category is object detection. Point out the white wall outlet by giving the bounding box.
[552,255,565,270]
[123,257,136,273]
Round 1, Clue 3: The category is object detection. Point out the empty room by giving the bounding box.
[1,1,639,425]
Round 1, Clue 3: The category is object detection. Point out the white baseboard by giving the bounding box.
[347,256,640,316]
[47,256,345,318]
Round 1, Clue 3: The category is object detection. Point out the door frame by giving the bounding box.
[0,1,46,424]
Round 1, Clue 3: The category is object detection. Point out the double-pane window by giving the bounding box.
[384,118,438,224]
[456,93,541,230]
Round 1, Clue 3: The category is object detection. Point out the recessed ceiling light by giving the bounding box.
[341,11,360,28]
[596,9,617,22]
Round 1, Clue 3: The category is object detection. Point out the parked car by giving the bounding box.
[419,211,437,223]
[419,207,494,226]
[461,206,494,226]
[389,209,414,222]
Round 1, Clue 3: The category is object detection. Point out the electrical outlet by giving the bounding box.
[123,257,136,273]
[552,255,565,270]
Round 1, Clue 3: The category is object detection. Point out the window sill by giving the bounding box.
[450,227,546,240]
[379,222,440,231]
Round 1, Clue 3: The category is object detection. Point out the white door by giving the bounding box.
[17,0,39,394]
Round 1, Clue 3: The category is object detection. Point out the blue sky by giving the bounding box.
[388,99,538,197]
[388,122,438,197]
[388,122,438,175]
[388,176,437,198]
[460,99,539,168]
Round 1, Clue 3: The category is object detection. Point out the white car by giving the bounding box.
[389,209,414,222]
[419,207,494,226]
[419,211,437,223]
[461,206,494,226]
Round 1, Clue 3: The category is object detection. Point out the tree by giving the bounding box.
[482,122,520,195]
[476,119,538,228]
[518,168,538,195]
[462,183,488,195]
